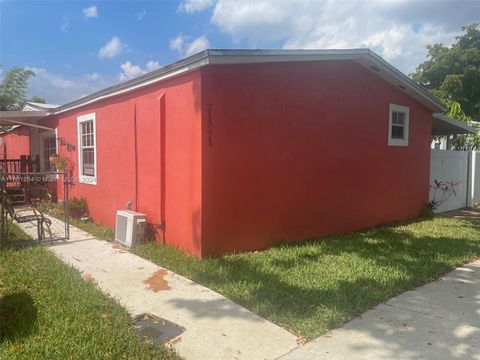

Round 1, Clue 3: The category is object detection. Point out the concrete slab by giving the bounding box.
[47,222,299,360]
[443,207,480,219]
[279,260,480,360]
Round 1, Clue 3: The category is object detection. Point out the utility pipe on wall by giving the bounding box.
[133,103,139,212]
[158,94,166,242]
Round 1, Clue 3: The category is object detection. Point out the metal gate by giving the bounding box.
[0,171,70,248]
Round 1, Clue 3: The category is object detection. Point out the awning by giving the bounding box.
[0,111,54,131]
[432,113,477,136]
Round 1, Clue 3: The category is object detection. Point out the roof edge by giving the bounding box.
[52,48,444,115]
[433,113,478,135]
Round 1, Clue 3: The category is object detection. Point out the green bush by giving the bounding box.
[69,197,88,219]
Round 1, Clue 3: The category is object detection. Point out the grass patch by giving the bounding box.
[0,246,178,359]
[133,216,480,339]
[4,223,33,243]
[38,201,115,240]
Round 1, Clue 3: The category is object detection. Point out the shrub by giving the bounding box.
[69,197,88,219]
[418,202,436,219]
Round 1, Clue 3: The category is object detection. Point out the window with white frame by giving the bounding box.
[388,104,409,146]
[39,130,57,172]
[43,135,57,171]
[77,113,97,184]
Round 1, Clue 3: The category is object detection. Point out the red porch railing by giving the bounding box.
[0,155,40,174]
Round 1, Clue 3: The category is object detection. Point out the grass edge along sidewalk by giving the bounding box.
[0,245,179,359]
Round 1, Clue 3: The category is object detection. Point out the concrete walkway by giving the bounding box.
[45,221,299,360]
[279,260,480,360]
[28,211,480,359]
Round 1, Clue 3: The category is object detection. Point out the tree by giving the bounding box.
[445,100,480,150]
[0,67,35,111]
[30,95,45,104]
[412,24,480,119]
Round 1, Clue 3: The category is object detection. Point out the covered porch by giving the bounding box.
[1,108,57,174]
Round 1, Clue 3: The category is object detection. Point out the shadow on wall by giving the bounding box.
[0,292,38,341]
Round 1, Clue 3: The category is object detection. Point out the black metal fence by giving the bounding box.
[0,171,70,248]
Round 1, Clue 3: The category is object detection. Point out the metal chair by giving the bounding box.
[4,199,52,241]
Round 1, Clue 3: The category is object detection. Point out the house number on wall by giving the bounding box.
[207,103,213,146]
[58,137,75,152]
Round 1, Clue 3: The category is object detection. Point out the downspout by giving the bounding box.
[134,104,139,211]
[158,94,166,242]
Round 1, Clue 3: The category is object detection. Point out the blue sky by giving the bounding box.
[1,0,479,104]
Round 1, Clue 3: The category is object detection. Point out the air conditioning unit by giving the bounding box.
[115,210,146,248]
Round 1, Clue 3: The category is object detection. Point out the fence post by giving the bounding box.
[467,151,476,208]
[0,179,5,249]
[64,171,70,239]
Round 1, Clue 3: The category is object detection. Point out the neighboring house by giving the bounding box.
[0,102,59,170]
[0,126,30,160]
[431,120,480,150]
[0,49,476,257]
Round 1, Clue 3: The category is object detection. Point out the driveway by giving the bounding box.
[279,259,480,360]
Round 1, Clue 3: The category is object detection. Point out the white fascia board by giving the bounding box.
[50,49,444,117]
[54,58,210,115]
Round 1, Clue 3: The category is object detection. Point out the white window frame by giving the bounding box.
[388,104,409,147]
[77,113,97,185]
[38,129,58,172]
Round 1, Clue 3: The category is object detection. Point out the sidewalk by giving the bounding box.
[46,221,299,360]
[279,259,480,360]
[42,214,480,359]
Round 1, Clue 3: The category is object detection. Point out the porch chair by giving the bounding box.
[3,197,53,241]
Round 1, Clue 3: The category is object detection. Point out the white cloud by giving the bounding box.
[118,62,144,81]
[24,60,161,104]
[26,67,116,105]
[86,73,101,81]
[178,0,213,14]
[170,35,210,57]
[118,60,161,81]
[146,60,160,72]
[82,6,98,19]
[59,17,69,33]
[170,35,185,53]
[136,9,147,20]
[210,0,480,74]
[98,37,125,59]
[185,36,210,56]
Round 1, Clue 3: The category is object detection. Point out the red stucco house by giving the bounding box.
[0,127,30,160]
[1,49,469,257]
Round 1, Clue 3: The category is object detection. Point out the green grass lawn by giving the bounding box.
[37,201,115,241]
[133,216,480,339]
[4,223,33,243]
[0,246,178,359]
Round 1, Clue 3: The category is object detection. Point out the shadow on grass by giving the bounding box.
[0,292,38,341]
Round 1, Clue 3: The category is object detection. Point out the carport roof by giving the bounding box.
[432,113,477,136]
[0,110,55,131]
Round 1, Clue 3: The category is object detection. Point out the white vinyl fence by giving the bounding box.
[429,150,480,213]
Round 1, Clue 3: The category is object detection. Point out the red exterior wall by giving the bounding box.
[27,60,433,258]
[200,61,432,256]
[0,128,30,159]
[40,70,203,256]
